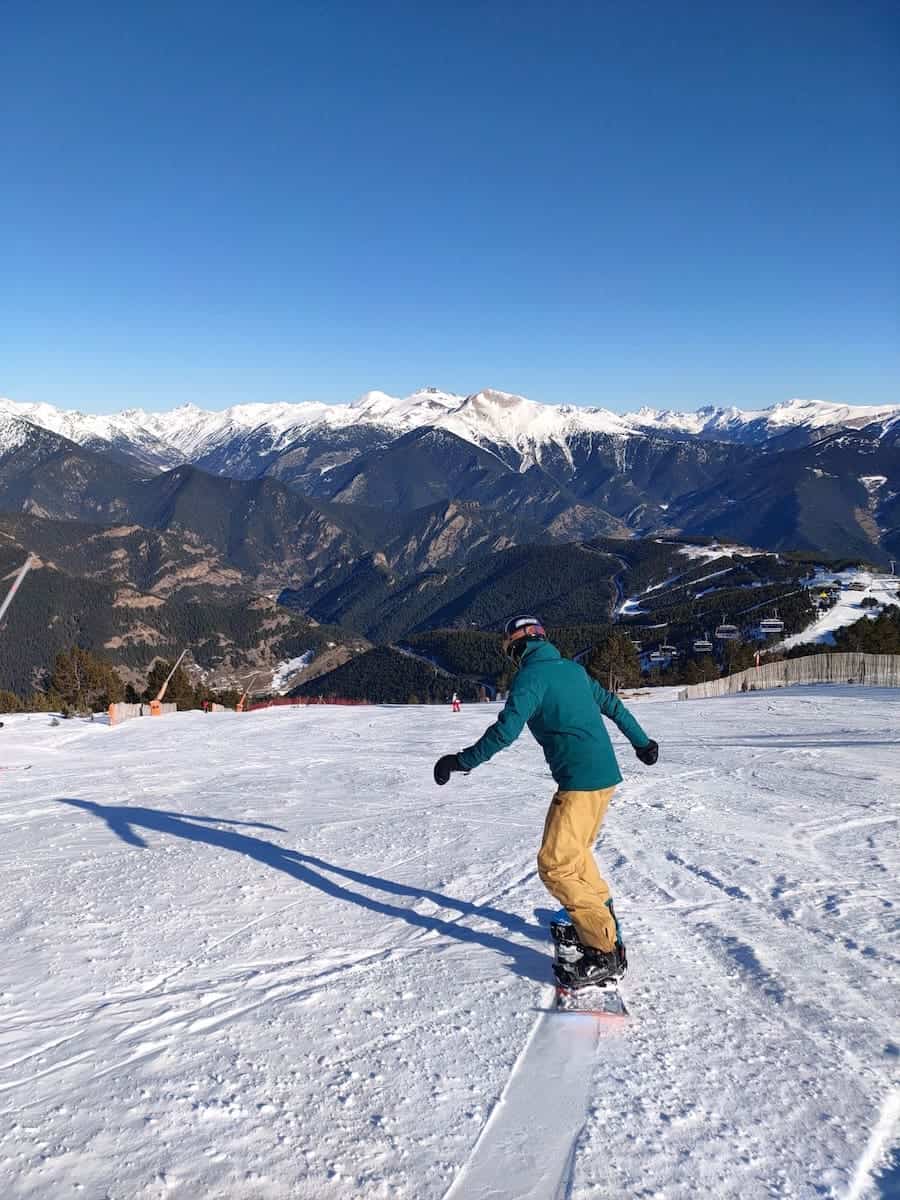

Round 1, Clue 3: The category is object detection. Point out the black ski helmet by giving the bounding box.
[502,615,546,661]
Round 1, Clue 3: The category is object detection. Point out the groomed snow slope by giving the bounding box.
[1,692,898,1199]
[781,572,900,651]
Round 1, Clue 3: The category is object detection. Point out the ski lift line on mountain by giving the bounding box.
[733,589,804,618]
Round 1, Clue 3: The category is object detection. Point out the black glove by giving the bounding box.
[434,753,465,786]
[635,739,658,766]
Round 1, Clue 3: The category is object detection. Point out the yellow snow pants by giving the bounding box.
[537,787,617,952]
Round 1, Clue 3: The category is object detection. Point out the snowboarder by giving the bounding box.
[433,616,658,989]
[451,692,461,713]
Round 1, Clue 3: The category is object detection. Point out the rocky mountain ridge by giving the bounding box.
[4,390,898,475]
[2,389,899,568]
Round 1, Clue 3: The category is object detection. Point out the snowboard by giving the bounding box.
[555,980,628,1019]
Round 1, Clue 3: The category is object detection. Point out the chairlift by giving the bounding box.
[648,649,666,662]
[693,634,713,653]
[629,638,642,650]
[759,610,784,635]
[715,616,740,641]
[655,624,677,656]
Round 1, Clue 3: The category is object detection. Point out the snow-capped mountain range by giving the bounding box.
[632,397,900,447]
[1,388,899,567]
[2,389,898,474]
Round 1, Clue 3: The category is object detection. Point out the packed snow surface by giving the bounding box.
[1,691,898,1199]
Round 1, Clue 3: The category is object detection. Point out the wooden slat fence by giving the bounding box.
[107,701,177,725]
[677,653,900,700]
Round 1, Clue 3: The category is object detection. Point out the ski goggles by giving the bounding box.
[501,623,546,659]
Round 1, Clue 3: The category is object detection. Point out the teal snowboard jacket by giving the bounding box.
[457,640,651,790]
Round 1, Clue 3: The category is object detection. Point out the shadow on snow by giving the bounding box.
[55,798,549,984]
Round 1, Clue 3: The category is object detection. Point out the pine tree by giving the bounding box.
[683,656,720,685]
[586,631,642,691]
[723,641,757,675]
[51,647,124,712]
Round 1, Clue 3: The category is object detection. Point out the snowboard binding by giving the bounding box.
[550,919,627,991]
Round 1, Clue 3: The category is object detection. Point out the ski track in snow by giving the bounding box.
[1,690,898,1199]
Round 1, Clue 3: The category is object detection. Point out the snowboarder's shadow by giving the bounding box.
[55,798,549,984]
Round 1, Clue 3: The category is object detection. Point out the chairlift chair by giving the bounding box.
[715,616,740,640]
[656,624,677,656]
[693,634,713,652]
[759,610,785,635]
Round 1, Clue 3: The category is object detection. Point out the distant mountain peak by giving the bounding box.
[0,412,38,454]
[2,390,898,485]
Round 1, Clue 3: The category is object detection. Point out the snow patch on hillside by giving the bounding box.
[270,651,314,693]
[861,475,888,493]
[0,412,36,454]
[676,541,765,562]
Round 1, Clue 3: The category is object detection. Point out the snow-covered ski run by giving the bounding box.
[1,688,898,1199]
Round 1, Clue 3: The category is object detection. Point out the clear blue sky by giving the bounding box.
[2,0,897,413]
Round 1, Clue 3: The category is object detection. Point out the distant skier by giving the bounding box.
[451,692,461,713]
[433,616,658,988]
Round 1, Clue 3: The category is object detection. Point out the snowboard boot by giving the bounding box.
[606,899,628,976]
[550,920,584,987]
[571,945,623,989]
[551,919,626,990]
